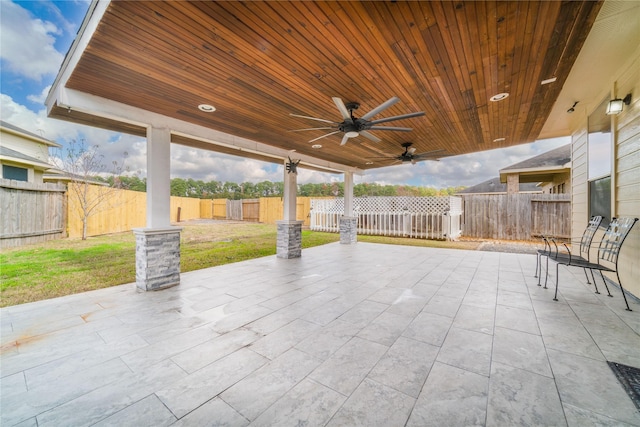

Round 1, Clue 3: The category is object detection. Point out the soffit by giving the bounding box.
[50,0,602,170]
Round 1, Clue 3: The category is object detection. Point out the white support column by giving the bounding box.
[283,158,297,221]
[344,171,354,217]
[277,158,302,258]
[146,126,171,227]
[133,126,181,291]
[340,171,357,244]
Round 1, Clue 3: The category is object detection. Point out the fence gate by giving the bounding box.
[310,196,462,240]
[226,200,243,220]
[242,199,260,222]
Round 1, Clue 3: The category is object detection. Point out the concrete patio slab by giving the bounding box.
[1,242,639,426]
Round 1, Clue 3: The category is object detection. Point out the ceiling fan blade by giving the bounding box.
[413,149,448,157]
[290,113,337,124]
[332,97,352,120]
[368,126,413,132]
[340,133,351,146]
[289,127,335,132]
[414,152,453,161]
[309,131,340,143]
[361,97,400,120]
[368,111,426,125]
[360,130,381,143]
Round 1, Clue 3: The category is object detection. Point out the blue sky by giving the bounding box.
[1,0,570,188]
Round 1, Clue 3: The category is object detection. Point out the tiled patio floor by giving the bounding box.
[1,242,639,426]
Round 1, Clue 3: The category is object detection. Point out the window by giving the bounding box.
[589,177,611,224]
[2,164,28,182]
[587,98,612,224]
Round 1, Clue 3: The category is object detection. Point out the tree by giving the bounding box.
[53,139,129,240]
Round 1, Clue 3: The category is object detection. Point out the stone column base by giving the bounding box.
[277,220,303,259]
[133,227,182,291]
[340,216,357,245]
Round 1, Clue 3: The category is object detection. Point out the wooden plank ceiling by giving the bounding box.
[53,0,602,170]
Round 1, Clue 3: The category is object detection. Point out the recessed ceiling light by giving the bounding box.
[365,161,374,165]
[493,137,506,142]
[490,93,509,102]
[311,144,322,149]
[198,104,216,112]
[541,77,557,85]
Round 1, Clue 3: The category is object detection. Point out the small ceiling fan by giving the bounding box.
[290,97,425,146]
[369,142,450,165]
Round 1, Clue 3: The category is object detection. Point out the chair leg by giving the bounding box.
[616,271,632,312]
[537,255,545,286]
[543,255,549,289]
[583,268,591,284]
[590,269,600,294]
[597,270,612,297]
[553,263,560,301]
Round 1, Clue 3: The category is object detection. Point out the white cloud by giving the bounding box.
[0,1,64,81]
[27,85,51,105]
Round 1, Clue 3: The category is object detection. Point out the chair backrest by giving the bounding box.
[578,215,603,259]
[597,217,639,265]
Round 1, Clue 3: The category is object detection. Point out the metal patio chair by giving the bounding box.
[535,215,603,289]
[552,217,639,311]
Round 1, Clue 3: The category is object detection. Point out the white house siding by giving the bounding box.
[571,51,640,299]
[571,128,589,235]
[0,131,52,163]
[613,53,640,298]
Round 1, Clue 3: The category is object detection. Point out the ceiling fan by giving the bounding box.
[369,142,450,165]
[290,97,425,146]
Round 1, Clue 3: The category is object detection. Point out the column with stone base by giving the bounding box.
[277,220,303,259]
[134,227,182,291]
[340,216,357,244]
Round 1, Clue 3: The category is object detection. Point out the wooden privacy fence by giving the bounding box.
[310,196,463,240]
[260,197,322,225]
[460,193,571,240]
[66,185,202,238]
[0,179,66,248]
[1,182,573,246]
[200,198,227,219]
[222,199,260,222]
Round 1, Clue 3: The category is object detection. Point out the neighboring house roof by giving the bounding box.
[43,170,109,186]
[457,177,541,194]
[499,144,571,184]
[0,120,61,148]
[0,146,55,170]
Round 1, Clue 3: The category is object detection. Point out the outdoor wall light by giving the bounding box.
[606,94,632,115]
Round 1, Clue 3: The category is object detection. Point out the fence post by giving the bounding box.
[443,211,450,240]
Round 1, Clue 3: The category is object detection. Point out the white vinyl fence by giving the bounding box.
[310,196,462,240]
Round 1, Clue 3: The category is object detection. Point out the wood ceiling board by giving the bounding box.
[61,0,602,171]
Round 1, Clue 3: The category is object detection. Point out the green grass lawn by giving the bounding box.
[0,222,479,307]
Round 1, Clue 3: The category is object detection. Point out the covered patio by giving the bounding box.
[2,243,639,426]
